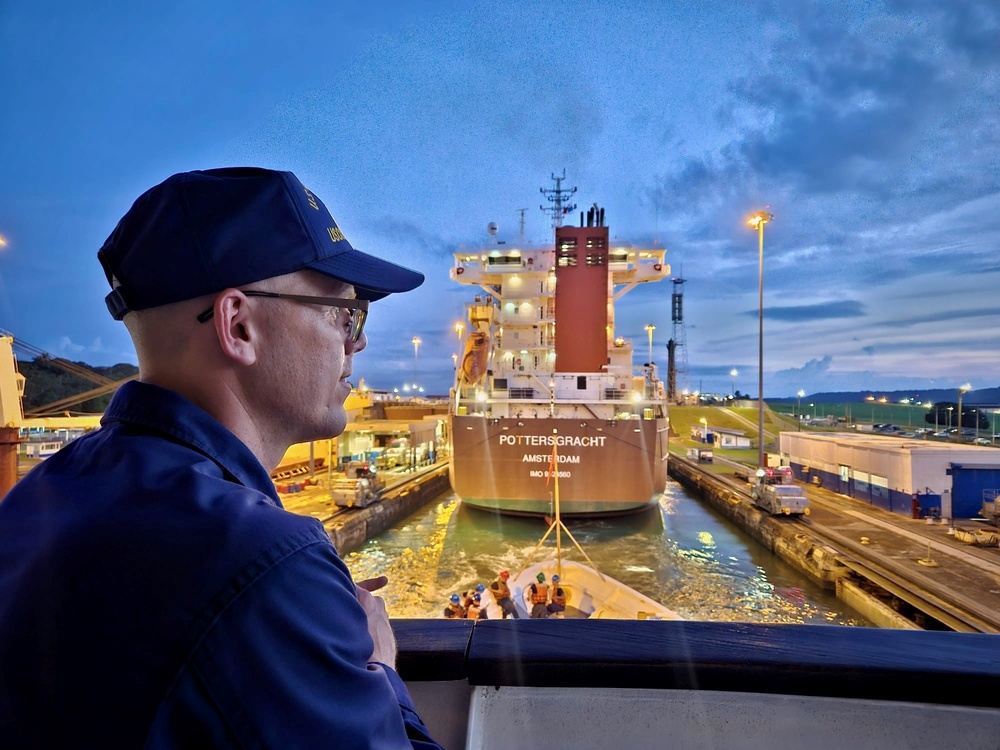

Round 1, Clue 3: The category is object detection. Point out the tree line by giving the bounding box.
[19,359,139,414]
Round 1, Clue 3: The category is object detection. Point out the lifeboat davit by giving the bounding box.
[461,332,489,385]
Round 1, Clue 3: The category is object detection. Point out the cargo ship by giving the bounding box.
[448,180,672,516]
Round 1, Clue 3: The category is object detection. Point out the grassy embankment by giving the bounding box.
[668,405,784,478]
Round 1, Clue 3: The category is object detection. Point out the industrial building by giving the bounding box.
[779,432,1000,520]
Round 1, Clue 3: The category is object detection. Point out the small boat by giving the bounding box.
[484,428,681,621]
[507,559,681,620]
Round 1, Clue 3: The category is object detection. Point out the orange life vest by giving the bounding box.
[530,583,548,604]
[491,579,511,601]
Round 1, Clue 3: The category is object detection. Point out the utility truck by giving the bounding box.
[750,467,809,516]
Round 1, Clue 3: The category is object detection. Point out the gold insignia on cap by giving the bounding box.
[328,226,346,243]
[304,188,320,211]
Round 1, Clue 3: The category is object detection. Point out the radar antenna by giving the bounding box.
[539,169,577,230]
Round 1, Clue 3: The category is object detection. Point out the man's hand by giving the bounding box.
[355,576,396,669]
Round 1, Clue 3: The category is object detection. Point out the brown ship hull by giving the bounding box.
[448,415,668,516]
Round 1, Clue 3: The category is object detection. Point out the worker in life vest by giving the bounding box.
[528,572,549,619]
[465,593,483,620]
[547,574,567,617]
[461,583,486,611]
[489,571,519,619]
[443,593,465,619]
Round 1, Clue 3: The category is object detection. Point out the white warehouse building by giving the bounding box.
[778,432,1000,520]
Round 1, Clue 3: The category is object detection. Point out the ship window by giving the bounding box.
[585,254,606,266]
[558,237,577,252]
[577,376,587,389]
[557,253,577,267]
[585,237,606,249]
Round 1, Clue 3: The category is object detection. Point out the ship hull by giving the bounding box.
[448,415,668,516]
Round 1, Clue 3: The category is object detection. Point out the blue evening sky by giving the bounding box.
[1,1,998,397]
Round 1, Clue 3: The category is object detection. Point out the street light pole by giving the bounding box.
[730,368,738,400]
[748,211,773,469]
[957,383,971,443]
[412,336,422,388]
[644,323,656,366]
[797,390,805,431]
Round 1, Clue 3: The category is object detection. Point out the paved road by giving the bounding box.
[802,483,1000,632]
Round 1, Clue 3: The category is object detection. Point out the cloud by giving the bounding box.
[742,300,866,321]
[52,336,116,359]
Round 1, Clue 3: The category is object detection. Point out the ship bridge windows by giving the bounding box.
[487,255,524,267]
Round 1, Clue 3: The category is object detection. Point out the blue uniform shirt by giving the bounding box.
[0,381,440,748]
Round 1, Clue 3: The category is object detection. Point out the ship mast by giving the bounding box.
[539,169,577,230]
[516,208,529,243]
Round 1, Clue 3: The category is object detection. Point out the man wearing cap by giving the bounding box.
[489,570,520,619]
[0,168,441,748]
[547,574,567,617]
[528,572,550,619]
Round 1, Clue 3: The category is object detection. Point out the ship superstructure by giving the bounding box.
[448,188,672,516]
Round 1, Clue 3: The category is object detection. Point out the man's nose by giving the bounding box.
[349,331,368,354]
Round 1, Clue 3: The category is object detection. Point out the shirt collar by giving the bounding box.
[102,380,282,506]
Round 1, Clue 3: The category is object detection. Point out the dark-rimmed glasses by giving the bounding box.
[196,290,369,342]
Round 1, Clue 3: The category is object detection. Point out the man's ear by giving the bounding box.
[211,290,258,366]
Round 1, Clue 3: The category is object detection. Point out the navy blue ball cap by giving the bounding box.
[98,167,424,320]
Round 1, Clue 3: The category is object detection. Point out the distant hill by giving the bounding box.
[778,387,1000,406]
[19,359,139,414]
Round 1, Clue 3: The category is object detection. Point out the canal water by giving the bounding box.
[344,478,869,625]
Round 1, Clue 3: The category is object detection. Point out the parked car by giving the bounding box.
[975,438,992,446]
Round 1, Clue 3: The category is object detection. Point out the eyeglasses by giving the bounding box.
[196,290,369,342]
